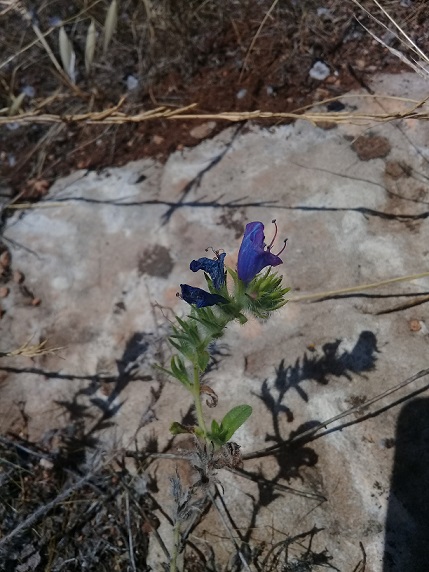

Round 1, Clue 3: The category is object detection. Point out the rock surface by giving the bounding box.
[1,72,429,570]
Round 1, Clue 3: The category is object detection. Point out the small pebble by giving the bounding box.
[409,319,421,331]
[32,297,41,306]
[0,287,9,298]
[39,458,54,470]
[190,121,216,140]
[126,75,138,91]
[317,7,332,19]
[309,61,330,81]
[236,88,247,100]
[6,122,20,131]
[48,16,62,27]
[22,85,36,98]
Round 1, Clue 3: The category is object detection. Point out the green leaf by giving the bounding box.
[170,355,191,387]
[219,404,252,442]
[211,419,220,434]
[170,422,194,435]
[196,349,210,372]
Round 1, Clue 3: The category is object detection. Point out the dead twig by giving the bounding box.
[0,471,93,554]
[0,339,65,358]
[289,271,429,303]
[245,367,429,459]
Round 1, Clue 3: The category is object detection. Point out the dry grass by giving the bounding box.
[1,0,428,190]
[1,91,429,128]
[0,339,64,358]
[1,0,428,125]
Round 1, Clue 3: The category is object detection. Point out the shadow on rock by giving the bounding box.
[256,330,379,441]
[383,398,429,571]
[47,331,162,468]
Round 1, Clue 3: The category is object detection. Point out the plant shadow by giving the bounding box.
[256,330,379,442]
[223,329,380,564]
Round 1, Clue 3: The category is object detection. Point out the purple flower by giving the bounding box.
[237,221,286,284]
[180,284,228,308]
[190,252,226,290]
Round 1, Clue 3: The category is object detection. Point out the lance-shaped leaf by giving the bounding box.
[59,26,76,83]
[155,355,191,388]
[103,0,118,55]
[219,405,252,442]
[209,405,252,446]
[85,19,96,73]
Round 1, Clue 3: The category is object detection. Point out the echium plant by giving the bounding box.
[161,220,289,569]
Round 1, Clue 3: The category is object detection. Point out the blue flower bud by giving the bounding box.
[180,284,228,308]
[237,221,285,284]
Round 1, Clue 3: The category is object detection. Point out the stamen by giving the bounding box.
[267,219,278,250]
[205,246,224,259]
[275,238,288,256]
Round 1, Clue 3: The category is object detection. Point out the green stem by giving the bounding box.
[191,365,207,438]
[170,521,181,572]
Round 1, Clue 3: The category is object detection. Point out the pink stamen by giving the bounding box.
[267,219,278,251]
[275,238,288,256]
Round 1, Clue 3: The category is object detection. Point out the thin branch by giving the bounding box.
[125,492,137,572]
[289,271,429,303]
[208,489,254,572]
[245,367,429,460]
[0,472,93,553]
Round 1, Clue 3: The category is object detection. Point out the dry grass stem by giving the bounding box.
[5,201,67,210]
[1,339,65,358]
[246,367,429,459]
[103,0,118,55]
[289,271,429,302]
[351,0,429,78]
[1,95,428,127]
[85,19,97,74]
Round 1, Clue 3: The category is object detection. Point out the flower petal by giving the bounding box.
[180,284,228,308]
[190,252,226,289]
[237,221,283,284]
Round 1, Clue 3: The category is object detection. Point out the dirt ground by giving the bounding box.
[1,0,428,199]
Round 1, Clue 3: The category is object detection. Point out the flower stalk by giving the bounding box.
[162,220,289,444]
[191,364,207,438]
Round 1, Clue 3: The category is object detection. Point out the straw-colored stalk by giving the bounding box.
[1,339,64,358]
[351,0,429,79]
[8,92,25,116]
[103,0,118,56]
[85,20,97,74]
[59,26,76,83]
[1,93,428,126]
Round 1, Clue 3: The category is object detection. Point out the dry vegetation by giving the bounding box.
[1,0,428,195]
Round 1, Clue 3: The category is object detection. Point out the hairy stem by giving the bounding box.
[169,521,181,572]
[192,365,207,438]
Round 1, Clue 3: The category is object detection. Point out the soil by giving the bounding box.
[0,0,428,198]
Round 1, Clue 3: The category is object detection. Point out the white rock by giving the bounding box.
[309,60,330,80]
